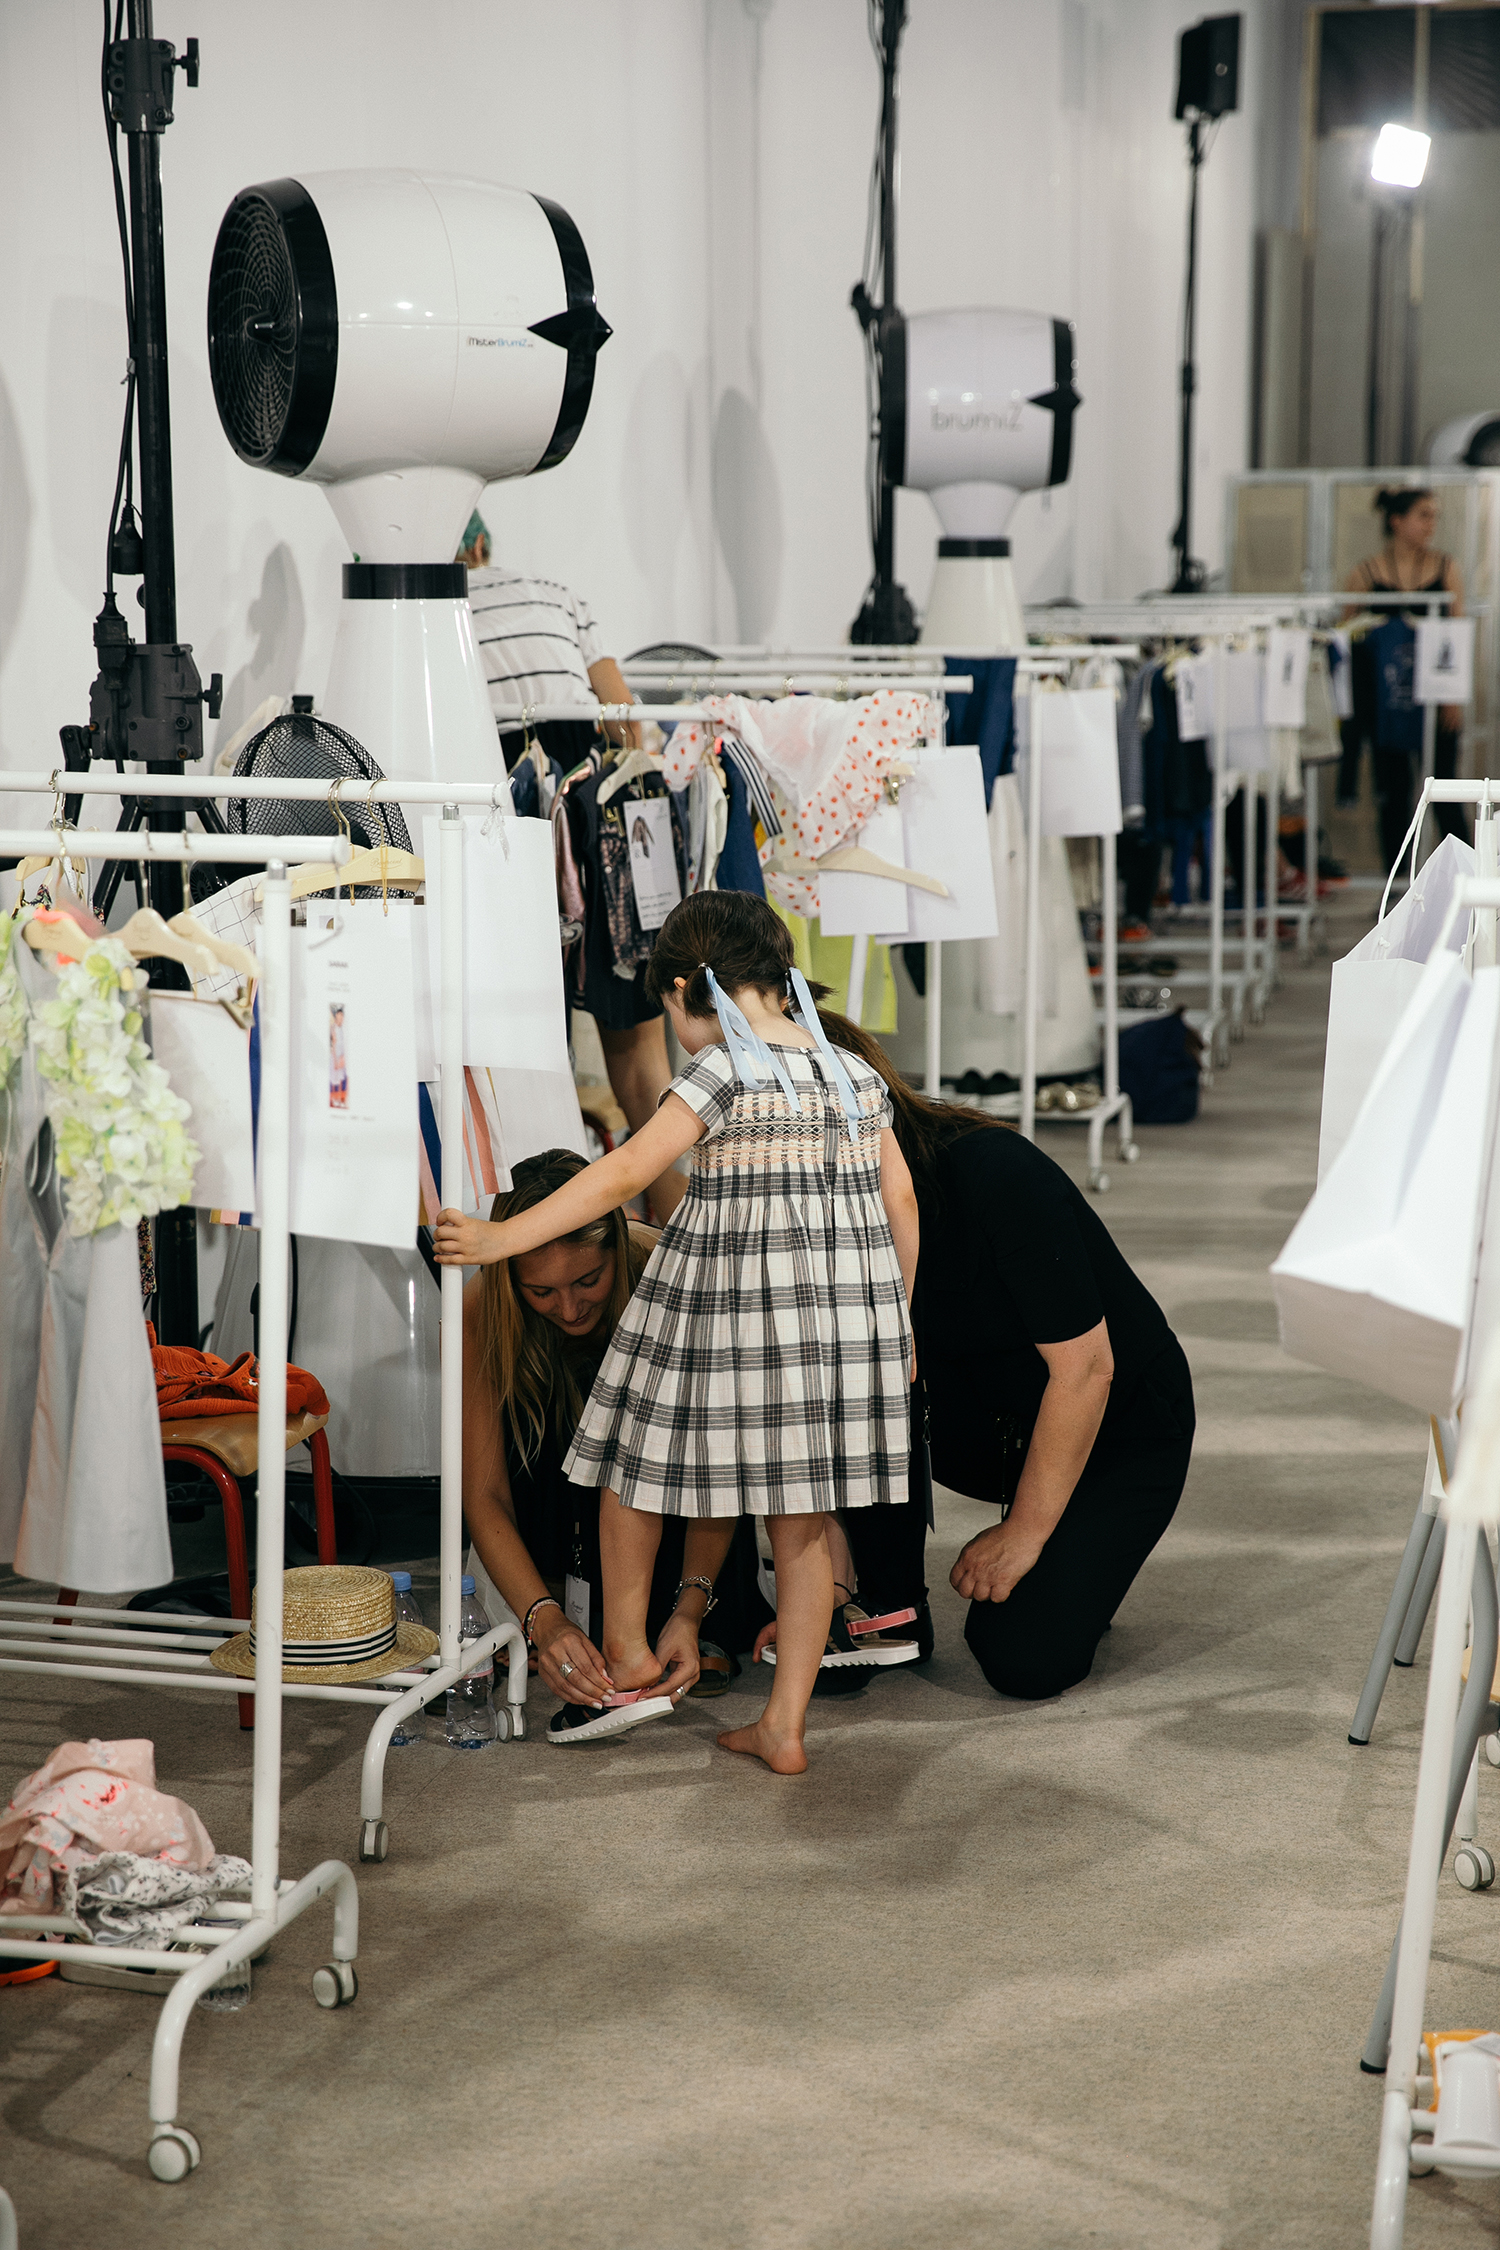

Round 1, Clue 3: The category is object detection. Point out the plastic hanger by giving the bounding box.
[167,909,259,983]
[113,907,220,982]
[597,747,666,807]
[260,845,425,903]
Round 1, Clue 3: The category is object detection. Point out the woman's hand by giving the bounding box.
[652,1609,702,1700]
[752,1620,777,1664]
[1441,703,1465,733]
[951,1518,1047,1605]
[533,1605,614,1706]
[434,1206,506,1267]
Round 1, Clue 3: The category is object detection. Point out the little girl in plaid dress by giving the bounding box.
[436,890,918,1774]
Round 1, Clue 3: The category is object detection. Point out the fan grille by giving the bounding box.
[227,717,413,859]
[209,195,299,465]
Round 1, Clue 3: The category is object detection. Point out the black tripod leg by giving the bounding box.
[93,799,147,921]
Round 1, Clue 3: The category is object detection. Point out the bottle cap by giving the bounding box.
[461,1575,476,1595]
[390,1571,412,1593]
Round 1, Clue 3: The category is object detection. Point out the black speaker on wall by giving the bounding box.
[1176,13,1241,120]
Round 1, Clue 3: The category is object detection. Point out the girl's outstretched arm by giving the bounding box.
[879,1127,919,1312]
[434,1094,704,1266]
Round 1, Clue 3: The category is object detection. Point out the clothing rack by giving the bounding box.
[489,686,970,735]
[1362,876,1500,2243]
[0,772,534,1880]
[0,825,366,2185]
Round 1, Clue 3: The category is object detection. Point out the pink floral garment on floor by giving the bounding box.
[659,691,935,916]
[0,1738,214,1916]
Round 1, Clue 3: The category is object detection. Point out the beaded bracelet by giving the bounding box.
[523,1594,562,1646]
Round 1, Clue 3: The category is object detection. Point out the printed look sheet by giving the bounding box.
[623,795,681,930]
[422,813,571,1073]
[1032,687,1123,837]
[285,904,417,1250]
[877,745,999,944]
[1415,615,1476,705]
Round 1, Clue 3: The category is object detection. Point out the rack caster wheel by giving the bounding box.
[1088,1168,1110,1194]
[358,1819,388,1863]
[1454,1845,1495,1892]
[312,1960,358,2008]
[493,1704,526,1741]
[1484,1733,1500,1769]
[1120,1142,1140,1164]
[148,2124,201,2182]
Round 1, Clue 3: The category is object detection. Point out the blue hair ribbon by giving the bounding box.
[704,966,802,1112]
[786,966,865,1146]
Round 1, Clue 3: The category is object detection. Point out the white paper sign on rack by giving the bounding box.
[1175,655,1213,741]
[421,813,571,1074]
[818,802,909,937]
[1416,615,1476,705]
[877,745,999,945]
[1264,628,1310,727]
[624,796,681,930]
[147,992,256,1212]
[1223,648,1271,773]
[285,904,418,1251]
[1032,688,1122,837]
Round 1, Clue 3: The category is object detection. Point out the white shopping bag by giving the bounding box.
[1264,629,1310,728]
[876,746,999,944]
[1273,952,1500,1414]
[422,814,571,1074]
[819,801,909,937]
[1316,833,1475,1180]
[1032,688,1122,838]
[146,993,256,1212]
[1415,615,1476,705]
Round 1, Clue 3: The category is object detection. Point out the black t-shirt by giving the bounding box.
[913,1126,1178,1500]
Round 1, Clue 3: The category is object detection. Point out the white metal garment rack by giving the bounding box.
[0,824,363,2185]
[0,772,536,1879]
[1365,876,1500,2246]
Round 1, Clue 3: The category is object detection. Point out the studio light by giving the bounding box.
[1371,122,1431,188]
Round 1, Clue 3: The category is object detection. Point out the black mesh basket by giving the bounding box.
[188,711,413,905]
[226,712,412,853]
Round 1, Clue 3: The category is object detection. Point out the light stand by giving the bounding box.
[1170,112,1208,594]
[850,0,917,645]
[67,1,222,1344]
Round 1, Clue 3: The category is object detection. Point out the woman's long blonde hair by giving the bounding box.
[475,1148,638,1465]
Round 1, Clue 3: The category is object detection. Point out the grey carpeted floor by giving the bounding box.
[5,890,1500,2249]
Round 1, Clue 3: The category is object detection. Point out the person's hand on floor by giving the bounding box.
[652,1609,702,1700]
[951,1519,1047,1604]
[533,1606,614,1706]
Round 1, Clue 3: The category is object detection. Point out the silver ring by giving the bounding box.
[559,1659,574,1678]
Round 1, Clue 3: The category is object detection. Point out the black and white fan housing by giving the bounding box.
[208,170,610,787]
[881,308,1078,650]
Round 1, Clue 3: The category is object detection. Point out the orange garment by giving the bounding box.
[145,1326,329,1420]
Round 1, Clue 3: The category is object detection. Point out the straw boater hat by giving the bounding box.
[210,1565,438,1684]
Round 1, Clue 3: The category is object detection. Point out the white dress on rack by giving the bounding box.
[0,941,170,1592]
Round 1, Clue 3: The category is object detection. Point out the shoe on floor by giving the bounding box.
[546,1695,675,1744]
[686,1641,741,1699]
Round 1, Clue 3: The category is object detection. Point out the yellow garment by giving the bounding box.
[769,903,898,1033]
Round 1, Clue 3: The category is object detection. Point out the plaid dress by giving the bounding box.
[563,1040,911,1517]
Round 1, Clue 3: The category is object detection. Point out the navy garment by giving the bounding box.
[714,755,767,896]
[1143,668,1212,841]
[944,657,1018,807]
[1371,618,1423,753]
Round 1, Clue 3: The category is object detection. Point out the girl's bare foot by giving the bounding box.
[603,1643,667,1696]
[717,1720,809,1774]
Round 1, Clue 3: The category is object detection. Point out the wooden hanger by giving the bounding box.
[114,907,220,981]
[20,908,99,967]
[167,909,260,983]
[767,842,949,898]
[255,845,425,903]
[597,748,666,807]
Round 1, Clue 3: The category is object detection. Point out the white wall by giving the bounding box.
[0,0,1280,782]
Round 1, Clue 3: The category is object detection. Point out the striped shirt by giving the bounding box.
[467,564,605,723]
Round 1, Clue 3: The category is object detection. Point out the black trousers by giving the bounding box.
[1372,731,1466,869]
[843,1346,1194,1700]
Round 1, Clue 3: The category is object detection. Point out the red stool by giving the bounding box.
[57,1412,338,1730]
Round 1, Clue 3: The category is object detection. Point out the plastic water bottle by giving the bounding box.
[444,1576,498,1748]
[389,1573,426,1745]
